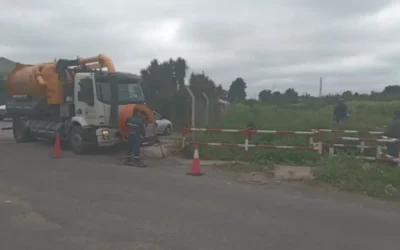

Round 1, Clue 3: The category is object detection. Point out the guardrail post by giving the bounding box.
[185,86,195,140]
[360,141,365,155]
[243,129,250,158]
[202,93,209,127]
[310,129,317,146]
[180,126,189,148]
[329,145,334,156]
[376,145,382,158]
[317,142,323,163]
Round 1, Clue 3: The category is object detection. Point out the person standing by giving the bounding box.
[333,99,348,124]
[126,108,146,167]
[383,111,400,158]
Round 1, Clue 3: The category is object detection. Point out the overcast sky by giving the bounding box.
[1,0,400,97]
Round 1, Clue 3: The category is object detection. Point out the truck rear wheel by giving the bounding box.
[69,125,90,155]
[13,118,33,143]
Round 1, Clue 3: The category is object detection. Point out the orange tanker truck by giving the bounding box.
[6,54,156,154]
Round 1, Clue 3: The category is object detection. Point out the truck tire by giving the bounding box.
[13,118,33,143]
[69,125,90,155]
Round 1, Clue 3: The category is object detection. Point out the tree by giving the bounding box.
[341,90,352,100]
[140,58,188,119]
[216,84,228,100]
[283,88,299,104]
[258,89,272,102]
[383,85,400,95]
[228,77,247,103]
[189,72,216,98]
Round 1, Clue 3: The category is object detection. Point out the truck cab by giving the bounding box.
[70,71,157,151]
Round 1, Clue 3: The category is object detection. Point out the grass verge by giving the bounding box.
[314,155,400,200]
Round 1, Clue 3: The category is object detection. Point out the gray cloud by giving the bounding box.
[0,0,399,97]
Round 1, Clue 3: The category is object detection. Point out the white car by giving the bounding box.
[154,111,173,135]
[0,105,6,120]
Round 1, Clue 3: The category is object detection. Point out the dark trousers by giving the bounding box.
[127,134,143,161]
[334,116,345,124]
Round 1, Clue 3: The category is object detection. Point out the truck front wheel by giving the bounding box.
[69,125,90,154]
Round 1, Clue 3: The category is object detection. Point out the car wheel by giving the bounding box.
[163,125,172,136]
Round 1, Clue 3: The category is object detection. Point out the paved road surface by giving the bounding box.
[1,121,400,249]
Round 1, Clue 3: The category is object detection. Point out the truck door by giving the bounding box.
[74,74,99,125]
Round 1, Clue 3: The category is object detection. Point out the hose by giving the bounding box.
[156,136,190,158]
[117,136,189,162]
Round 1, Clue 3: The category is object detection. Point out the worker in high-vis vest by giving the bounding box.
[125,108,146,167]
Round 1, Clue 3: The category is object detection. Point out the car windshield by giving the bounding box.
[97,82,145,104]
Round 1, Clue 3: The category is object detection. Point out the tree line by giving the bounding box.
[138,57,248,125]
[255,85,400,107]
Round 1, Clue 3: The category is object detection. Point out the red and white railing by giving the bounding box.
[180,127,400,166]
[181,127,322,159]
[316,129,399,166]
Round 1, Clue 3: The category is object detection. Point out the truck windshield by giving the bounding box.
[97,82,146,104]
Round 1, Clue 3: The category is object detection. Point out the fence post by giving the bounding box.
[376,145,382,158]
[244,129,250,158]
[317,142,323,163]
[360,141,365,155]
[185,86,195,140]
[180,126,189,148]
[329,145,334,156]
[202,93,209,127]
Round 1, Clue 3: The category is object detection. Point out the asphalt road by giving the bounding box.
[1,121,400,249]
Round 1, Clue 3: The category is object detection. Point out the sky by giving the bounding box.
[1,0,400,97]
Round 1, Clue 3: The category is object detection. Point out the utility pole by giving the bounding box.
[319,77,322,97]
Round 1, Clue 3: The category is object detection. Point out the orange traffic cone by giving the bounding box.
[52,132,62,158]
[187,143,204,176]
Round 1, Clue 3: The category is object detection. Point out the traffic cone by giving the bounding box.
[52,132,62,158]
[187,143,204,176]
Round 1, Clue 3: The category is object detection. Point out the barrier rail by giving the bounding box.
[181,127,400,166]
[316,129,400,166]
[181,127,322,159]
[317,129,384,135]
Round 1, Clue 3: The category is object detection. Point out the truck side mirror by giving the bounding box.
[78,79,94,106]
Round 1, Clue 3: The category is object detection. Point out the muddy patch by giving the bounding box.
[272,165,314,181]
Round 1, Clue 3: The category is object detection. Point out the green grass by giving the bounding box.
[180,100,400,199]
[184,100,398,165]
[314,155,400,200]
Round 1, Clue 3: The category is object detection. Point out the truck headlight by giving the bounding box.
[102,130,110,140]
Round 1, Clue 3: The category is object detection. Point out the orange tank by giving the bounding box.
[7,54,117,105]
[118,104,155,139]
[7,62,67,104]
